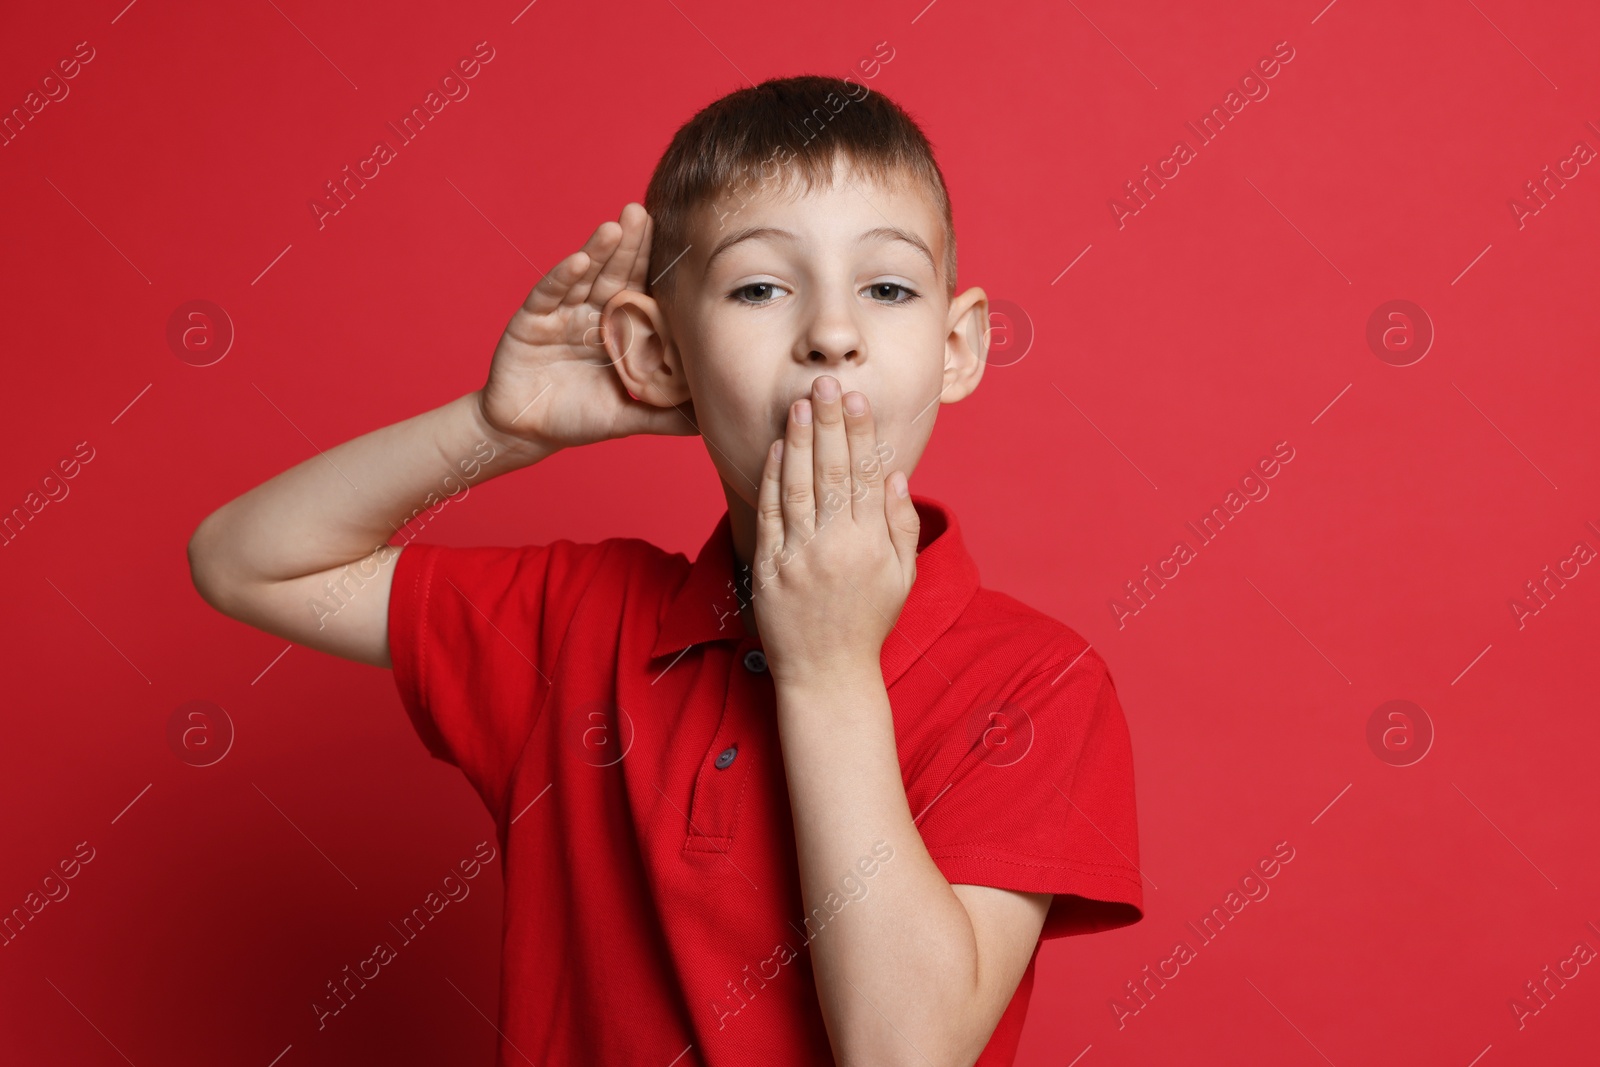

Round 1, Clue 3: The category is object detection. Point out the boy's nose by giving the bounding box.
[798,292,864,367]
[806,344,860,365]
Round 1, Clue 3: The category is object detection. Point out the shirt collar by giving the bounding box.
[649,494,981,688]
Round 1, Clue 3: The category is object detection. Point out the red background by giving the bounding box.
[3,0,1598,1063]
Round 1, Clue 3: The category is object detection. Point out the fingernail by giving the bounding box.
[844,392,866,415]
[815,376,839,401]
[774,440,784,460]
[892,472,908,498]
[795,400,812,425]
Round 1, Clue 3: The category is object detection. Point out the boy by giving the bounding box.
[188,74,1142,1066]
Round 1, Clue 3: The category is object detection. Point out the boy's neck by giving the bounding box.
[725,486,761,638]
[725,483,758,576]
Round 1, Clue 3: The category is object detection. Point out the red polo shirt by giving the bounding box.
[387,494,1143,1065]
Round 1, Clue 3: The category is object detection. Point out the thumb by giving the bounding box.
[885,472,920,580]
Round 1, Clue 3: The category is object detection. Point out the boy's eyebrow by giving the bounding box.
[859,226,938,274]
[703,225,937,276]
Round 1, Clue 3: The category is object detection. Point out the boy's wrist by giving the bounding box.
[466,389,558,468]
[772,658,886,704]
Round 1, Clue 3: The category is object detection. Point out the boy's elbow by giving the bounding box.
[186,512,239,615]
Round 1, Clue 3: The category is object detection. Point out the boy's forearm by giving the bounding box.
[775,669,984,1067]
[192,390,550,585]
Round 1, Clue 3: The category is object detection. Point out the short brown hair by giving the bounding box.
[643,74,958,310]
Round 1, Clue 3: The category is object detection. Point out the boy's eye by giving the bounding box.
[866,282,920,304]
[730,282,788,305]
[729,282,922,306]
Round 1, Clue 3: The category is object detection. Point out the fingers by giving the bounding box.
[521,251,591,318]
[775,376,894,571]
[808,375,851,530]
[884,468,920,580]
[840,386,884,523]
[560,219,622,308]
[756,437,785,578]
[781,395,816,546]
[628,209,654,292]
[589,203,649,310]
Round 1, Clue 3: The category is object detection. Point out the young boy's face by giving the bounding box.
[612,152,989,518]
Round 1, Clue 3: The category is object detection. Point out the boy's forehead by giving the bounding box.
[686,163,945,276]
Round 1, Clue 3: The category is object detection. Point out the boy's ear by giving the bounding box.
[599,290,694,409]
[942,285,989,404]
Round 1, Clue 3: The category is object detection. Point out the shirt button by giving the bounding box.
[714,745,738,769]
[743,649,767,673]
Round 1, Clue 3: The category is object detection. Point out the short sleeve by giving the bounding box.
[386,538,613,817]
[915,651,1144,940]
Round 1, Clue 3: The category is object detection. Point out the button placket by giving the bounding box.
[682,641,765,851]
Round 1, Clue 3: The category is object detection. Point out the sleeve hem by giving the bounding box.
[388,543,456,765]
[930,848,1143,892]
[929,849,1144,938]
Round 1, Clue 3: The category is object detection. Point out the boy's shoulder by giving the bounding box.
[953,582,1111,690]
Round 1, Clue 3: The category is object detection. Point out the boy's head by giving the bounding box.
[602,75,990,520]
